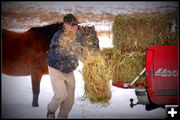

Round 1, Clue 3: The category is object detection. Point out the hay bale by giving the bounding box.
[109,11,178,88]
[101,48,147,88]
[113,11,178,53]
[82,51,111,103]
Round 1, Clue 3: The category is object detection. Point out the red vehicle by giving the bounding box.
[113,45,179,110]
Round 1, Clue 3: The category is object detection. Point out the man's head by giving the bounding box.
[63,14,79,32]
[63,14,79,26]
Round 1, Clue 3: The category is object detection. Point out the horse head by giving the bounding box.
[78,25,100,52]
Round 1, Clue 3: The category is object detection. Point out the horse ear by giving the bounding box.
[92,25,95,29]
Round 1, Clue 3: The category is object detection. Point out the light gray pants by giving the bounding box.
[47,66,75,118]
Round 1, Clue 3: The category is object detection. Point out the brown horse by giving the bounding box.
[2,23,100,107]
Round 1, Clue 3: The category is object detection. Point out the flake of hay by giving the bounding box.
[82,51,111,103]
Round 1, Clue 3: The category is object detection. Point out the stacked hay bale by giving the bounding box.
[102,11,178,88]
[113,11,178,53]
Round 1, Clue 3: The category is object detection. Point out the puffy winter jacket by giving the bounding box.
[46,28,81,74]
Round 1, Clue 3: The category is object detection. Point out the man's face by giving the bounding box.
[64,23,78,32]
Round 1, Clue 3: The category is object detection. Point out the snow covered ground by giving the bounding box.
[2,1,178,15]
[2,1,177,119]
[2,65,167,119]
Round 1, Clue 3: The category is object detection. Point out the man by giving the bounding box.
[46,14,81,118]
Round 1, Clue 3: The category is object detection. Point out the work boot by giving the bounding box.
[47,111,55,119]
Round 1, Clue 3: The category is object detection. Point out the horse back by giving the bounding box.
[2,29,49,76]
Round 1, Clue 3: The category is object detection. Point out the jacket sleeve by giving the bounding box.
[46,29,62,63]
[49,30,61,49]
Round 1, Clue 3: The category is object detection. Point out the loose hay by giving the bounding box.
[58,27,82,57]
[101,48,122,81]
[77,26,112,103]
[58,25,100,58]
[82,51,111,103]
[101,48,147,88]
[58,26,111,103]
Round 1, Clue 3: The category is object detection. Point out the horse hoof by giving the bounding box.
[32,103,39,107]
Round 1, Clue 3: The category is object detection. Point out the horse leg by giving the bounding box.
[31,70,43,107]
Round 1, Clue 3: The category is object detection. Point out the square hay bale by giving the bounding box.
[112,11,178,53]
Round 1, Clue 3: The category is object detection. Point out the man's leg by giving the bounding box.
[57,72,76,118]
[47,66,68,116]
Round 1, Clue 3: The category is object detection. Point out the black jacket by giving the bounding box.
[46,28,80,74]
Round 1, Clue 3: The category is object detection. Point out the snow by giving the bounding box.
[99,36,114,49]
[1,66,167,119]
[80,21,113,31]
[2,1,175,119]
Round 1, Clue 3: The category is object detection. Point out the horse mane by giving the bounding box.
[30,22,63,31]
[30,22,64,44]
